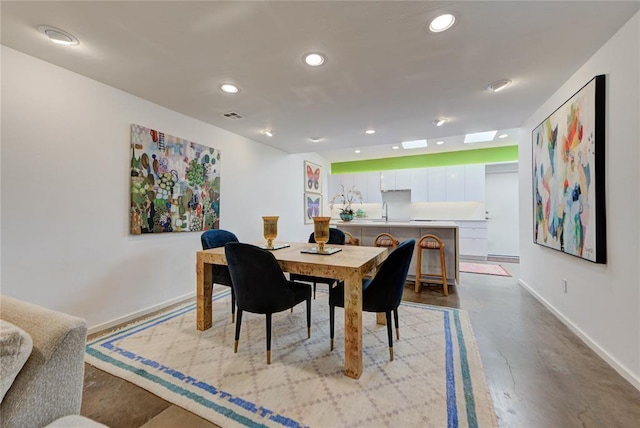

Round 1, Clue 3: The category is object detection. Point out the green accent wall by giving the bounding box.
[331,145,518,174]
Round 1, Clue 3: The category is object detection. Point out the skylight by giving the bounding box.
[464,131,497,144]
[401,139,428,149]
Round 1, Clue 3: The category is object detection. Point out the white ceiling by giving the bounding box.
[2,1,638,163]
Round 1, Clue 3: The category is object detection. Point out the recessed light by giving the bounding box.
[464,131,498,144]
[401,139,428,149]
[498,134,508,139]
[354,149,361,154]
[304,52,325,67]
[310,137,321,143]
[220,84,239,94]
[365,129,376,135]
[37,25,79,46]
[436,141,444,145]
[432,118,447,127]
[262,130,274,137]
[392,145,400,150]
[429,14,456,33]
[487,79,512,92]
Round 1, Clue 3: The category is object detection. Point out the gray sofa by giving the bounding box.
[0,295,105,427]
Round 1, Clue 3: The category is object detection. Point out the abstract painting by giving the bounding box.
[130,124,221,234]
[304,192,322,225]
[304,160,322,194]
[532,75,606,263]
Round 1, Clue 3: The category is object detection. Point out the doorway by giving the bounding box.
[485,163,519,258]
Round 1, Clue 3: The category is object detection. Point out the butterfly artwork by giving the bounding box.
[304,161,322,193]
[306,196,320,219]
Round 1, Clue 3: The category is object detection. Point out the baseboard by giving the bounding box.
[517,278,640,392]
[460,255,487,262]
[87,292,195,335]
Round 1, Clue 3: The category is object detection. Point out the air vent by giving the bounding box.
[221,111,244,119]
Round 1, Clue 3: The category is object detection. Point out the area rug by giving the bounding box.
[459,262,511,277]
[86,287,496,427]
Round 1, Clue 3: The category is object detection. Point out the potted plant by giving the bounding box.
[330,185,363,222]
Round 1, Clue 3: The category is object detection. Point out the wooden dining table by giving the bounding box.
[196,242,388,379]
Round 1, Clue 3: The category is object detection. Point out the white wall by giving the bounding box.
[518,12,640,387]
[0,46,328,329]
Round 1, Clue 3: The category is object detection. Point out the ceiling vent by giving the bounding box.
[221,111,244,119]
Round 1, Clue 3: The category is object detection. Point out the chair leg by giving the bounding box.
[415,246,423,293]
[329,303,335,351]
[266,313,272,364]
[313,283,316,299]
[306,297,311,339]
[231,289,236,323]
[386,311,394,361]
[440,247,448,296]
[234,310,243,353]
[393,309,399,340]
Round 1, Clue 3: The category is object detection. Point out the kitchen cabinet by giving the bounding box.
[329,172,381,203]
[410,168,429,202]
[427,167,447,201]
[380,169,411,191]
[464,164,485,201]
[445,165,465,201]
[456,221,488,259]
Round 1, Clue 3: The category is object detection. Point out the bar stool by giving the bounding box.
[374,233,399,249]
[344,231,360,246]
[415,234,448,296]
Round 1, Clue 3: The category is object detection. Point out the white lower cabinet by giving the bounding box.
[456,221,488,259]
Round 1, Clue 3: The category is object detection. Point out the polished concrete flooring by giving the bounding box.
[81,263,640,427]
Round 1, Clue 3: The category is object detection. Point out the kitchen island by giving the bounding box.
[333,220,459,286]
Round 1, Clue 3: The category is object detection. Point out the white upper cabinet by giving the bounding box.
[365,171,382,203]
[410,168,429,202]
[380,169,411,191]
[445,165,465,201]
[427,167,447,202]
[464,164,486,201]
[329,172,381,203]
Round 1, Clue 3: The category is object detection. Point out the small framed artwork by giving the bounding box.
[304,192,322,224]
[304,160,322,194]
[532,74,606,263]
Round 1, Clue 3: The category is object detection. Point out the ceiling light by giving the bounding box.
[304,52,325,67]
[392,146,400,150]
[310,137,321,143]
[498,134,508,139]
[37,25,79,46]
[354,149,361,154]
[401,139,428,149]
[262,130,274,137]
[436,141,444,145]
[429,14,456,33]
[365,129,376,135]
[432,118,447,127]
[220,84,239,94]
[464,130,498,144]
[487,79,512,92]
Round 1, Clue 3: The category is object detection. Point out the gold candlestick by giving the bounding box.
[313,216,331,253]
[262,216,279,249]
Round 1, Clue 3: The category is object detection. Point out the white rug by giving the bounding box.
[86,287,496,427]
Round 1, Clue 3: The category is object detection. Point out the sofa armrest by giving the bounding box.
[0,296,88,428]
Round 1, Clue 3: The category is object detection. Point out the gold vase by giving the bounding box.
[262,216,279,249]
[312,216,331,253]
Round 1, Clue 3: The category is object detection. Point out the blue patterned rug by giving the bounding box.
[86,287,496,427]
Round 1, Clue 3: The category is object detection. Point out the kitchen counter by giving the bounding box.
[334,220,460,286]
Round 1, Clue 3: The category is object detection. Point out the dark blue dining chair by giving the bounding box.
[224,242,312,364]
[201,229,239,322]
[329,238,415,361]
[290,228,346,298]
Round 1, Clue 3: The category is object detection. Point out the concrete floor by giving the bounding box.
[81,263,640,427]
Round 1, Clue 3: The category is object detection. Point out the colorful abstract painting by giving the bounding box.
[130,124,221,234]
[304,192,322,224]
[532,75,606,263]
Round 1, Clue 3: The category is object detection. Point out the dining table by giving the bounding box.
[196,241,388,379]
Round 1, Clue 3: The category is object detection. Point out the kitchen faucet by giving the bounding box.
[382,201,388,221]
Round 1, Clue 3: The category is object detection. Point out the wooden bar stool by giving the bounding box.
[344,231,360,246]
[415,234,448,296]
[374,233,399,249]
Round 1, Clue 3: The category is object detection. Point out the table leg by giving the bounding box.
[197,256,213,331]
[343,271,363,379]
